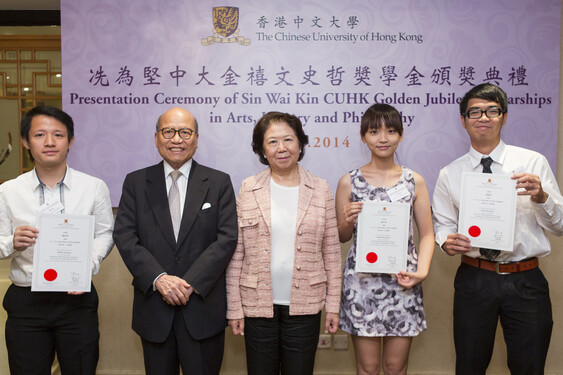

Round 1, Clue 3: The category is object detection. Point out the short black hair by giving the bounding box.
[252,112,309,166]
[360,103,403,137]
[20,106,74,142]
[459,83,508,116]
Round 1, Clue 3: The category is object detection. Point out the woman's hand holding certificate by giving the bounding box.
[355,201,409,274]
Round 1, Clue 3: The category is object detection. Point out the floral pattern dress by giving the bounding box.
[339,167,427,337]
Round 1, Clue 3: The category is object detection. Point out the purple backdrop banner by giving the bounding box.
[61,0,561,206]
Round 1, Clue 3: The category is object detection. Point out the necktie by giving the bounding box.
[169,170,182,240]
[481,156,493,173]
[479,157,500,260]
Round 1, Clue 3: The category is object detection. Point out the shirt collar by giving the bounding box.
[163,159,192,179]
[32,166,70,190]
[468,140,506,169]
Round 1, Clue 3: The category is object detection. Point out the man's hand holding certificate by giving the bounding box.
[355,201,409,274]
[32,214,95,292]
[458,173,517,251]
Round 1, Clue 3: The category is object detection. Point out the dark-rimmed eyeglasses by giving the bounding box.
[463,106,504,119]
[158,128,195,139]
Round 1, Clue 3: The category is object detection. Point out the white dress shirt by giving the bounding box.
[433,140,563,261]
[0,167,114,286]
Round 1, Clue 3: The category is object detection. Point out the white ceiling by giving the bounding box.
[0,0,60,10]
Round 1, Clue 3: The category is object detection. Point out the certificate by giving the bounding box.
[32,214,95,292]
[458,172,517,251]
[355,201,409,274]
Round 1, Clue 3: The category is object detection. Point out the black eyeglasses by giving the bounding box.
[463,106,504,119]
[158,128,195,139]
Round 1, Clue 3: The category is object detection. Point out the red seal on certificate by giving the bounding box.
[366,252,378,263]
[468,225,481,237]
[44,269,58,282]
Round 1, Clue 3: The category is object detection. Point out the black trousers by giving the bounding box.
[141,309,225,375]
[453,263,553,375]
[244,305,321,375]
[3,284,100,375]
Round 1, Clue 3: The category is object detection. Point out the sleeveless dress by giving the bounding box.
[339,167,427,337]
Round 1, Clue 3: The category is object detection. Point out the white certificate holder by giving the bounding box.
[355,201,409,274]
[458,172,517,251]
[32,214,94,292]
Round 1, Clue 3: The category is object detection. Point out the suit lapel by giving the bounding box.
[145,162,177,249]
[252,167,312,233]
[295,166,313,230]
[252,169,272,234]
[176,161,208,249]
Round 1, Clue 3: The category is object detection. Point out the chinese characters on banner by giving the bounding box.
[61,0,560,206]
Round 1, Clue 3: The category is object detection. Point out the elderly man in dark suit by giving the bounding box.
[114,107,238,375]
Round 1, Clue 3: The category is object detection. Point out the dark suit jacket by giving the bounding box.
[113,160,238,343]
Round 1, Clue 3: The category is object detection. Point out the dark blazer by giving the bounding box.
[113,160,238,343]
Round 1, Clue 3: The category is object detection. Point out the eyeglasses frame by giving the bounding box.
[463,106,505,119]
[157,127,196,140]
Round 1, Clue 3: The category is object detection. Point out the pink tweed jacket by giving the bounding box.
[226,166,342,319]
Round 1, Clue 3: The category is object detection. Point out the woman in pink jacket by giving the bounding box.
[226,111,342,375]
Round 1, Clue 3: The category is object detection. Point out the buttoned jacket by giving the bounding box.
[226,166,341,319]
[114,160,237,343]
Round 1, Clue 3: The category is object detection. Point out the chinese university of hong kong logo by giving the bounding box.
[201,6,250,46]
